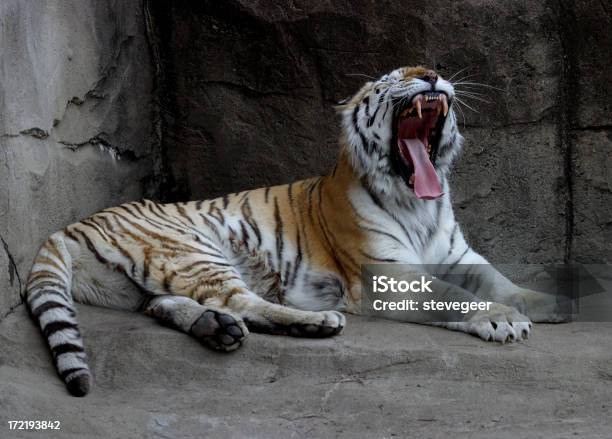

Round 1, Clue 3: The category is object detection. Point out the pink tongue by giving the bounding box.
[400,138,443,199]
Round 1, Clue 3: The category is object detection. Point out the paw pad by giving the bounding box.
[191,310,247,352]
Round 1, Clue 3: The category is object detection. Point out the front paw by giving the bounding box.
[465,303,532,343]
[505,289,570,323]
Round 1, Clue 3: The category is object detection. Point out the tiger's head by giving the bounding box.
[338,66,462,201]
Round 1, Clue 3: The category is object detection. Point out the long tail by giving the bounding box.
[25,232,91,396]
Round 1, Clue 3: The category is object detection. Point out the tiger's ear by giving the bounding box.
[335,96,351,106]
[334,81,374,112]
[334,95,352,112]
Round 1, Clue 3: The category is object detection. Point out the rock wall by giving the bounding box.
[150,0,612,265]
[2,0,610,318]
[0,0,159,316]
[565,0,612,263]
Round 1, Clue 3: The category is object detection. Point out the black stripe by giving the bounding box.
[27,280,66,293]
[361,177,384,210]
[367,97,381,127]
[131,203,168,231]
[131,205,219,252]
[142,247,152,283]
[64,229,80,242]
[241,198,262,247]
[43,320,79,338]
[306,178,321,224]
[189,265,233,279]
[239,191,250,203]
[426,198,443,244]
[131,206,224,258]
[74,228,113,266]
[28,288,67,305]
[315,182,358,279]
[283,260,292,285]
[380,97,391,122]
[448,223,458,256]
[188,260,231,270]
[359,250,399,263]
[178,257,229,274]
[147,202,205,239]
[273,197,284,271]
[112,211,200,253]
[359,132,372,154]
[239,220,250,243]
[200,214,222,240]
[350,208,410,252]
[79,220,137,275]
[27,270,65,287]
[289,229,303,287]
[264,187,270,204]
[32,301,72,319]
[52,343,84,357]
[144,203,191,235]
[448,247,470,272]
[127,203,178,234]
[352,104,360,130]
[207,201,225,225]
[360,179,417,250]
[81,219,111,243]
[192,264,238,288]
[318,201,359,272]
[360,226,407,248]
[78,224,137,278]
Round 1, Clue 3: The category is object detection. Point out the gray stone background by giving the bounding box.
[1,0,611,318]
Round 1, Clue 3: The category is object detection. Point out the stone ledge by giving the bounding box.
[1,305,611,438]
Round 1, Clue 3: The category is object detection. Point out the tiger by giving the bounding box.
[25,65,558,397]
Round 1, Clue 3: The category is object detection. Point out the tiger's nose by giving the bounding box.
[420,70,438,85]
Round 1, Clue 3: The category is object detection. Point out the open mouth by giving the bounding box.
[392,91,449,199]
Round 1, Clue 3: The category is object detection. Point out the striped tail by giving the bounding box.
[25,232,91,397]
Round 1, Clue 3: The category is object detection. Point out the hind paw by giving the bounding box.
[190,310,249,352]
[289,310,346,338]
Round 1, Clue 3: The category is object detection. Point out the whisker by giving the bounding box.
[453,87,488,96]
[454,97,480,113]
[455,93,492,104]
[450,73,480,83]
[345,73,377,80]
[454,84,497,92]
[452,81,505,92]
[456,92,490,100]
[455,90,492,100]
[446,66,472,82]
[453,100,467,128]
